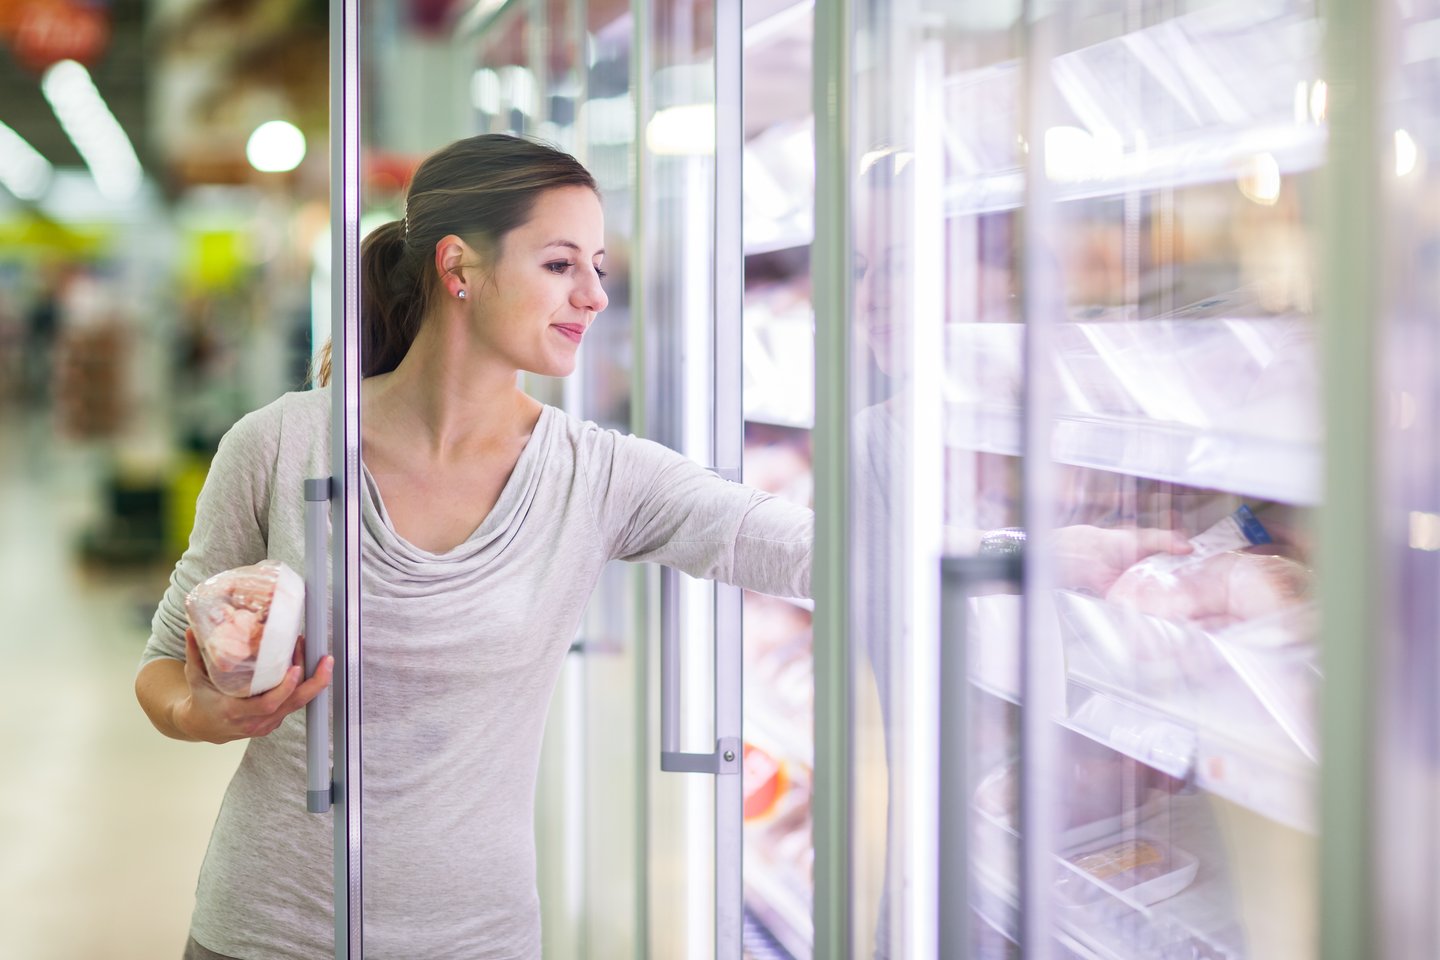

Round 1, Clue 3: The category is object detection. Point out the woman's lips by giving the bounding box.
[551,323,585,343]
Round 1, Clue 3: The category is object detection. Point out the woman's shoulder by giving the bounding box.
[221,386,328,457]
[545,406,664,464]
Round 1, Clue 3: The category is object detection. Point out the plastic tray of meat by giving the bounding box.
[185,560,305,697]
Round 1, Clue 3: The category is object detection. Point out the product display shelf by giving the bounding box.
[966,592,1318,832]
[745,233,812,258]
[946,406,1320,507]
[940,0,1322,217]
[942,128,1325,219]
[971,797,1249,960]
[945,314,1321,506]
[743,850,812,960]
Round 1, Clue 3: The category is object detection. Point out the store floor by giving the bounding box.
[0,409,245,960]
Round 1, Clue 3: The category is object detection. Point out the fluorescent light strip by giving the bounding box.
[41,59,142,201]
[0,120,53,199]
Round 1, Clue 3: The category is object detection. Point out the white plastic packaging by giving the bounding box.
[185,560,305,697]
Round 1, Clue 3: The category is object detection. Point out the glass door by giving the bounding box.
[738,1,817,957]
[1019,2,1325,958]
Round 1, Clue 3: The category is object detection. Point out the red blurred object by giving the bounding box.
[407,0,457,34]
[12,0,110,73]
[742,743,788,820]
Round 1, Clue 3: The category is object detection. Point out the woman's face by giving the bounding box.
[470,185,609,378]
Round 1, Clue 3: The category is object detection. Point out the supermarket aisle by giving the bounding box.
[0,411,245,960]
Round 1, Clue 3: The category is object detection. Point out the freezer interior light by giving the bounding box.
[1237,153,1281,205]
[1309,79,1328,124]
[40,59,142,201]
[0,120,53,200]
[645,104,714,156]
[1395,129,1419,177]
[1044,125,1123,183]
[1410,512,1440,551]
[247,121,307,173]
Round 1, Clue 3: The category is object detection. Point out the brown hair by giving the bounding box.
[313,134,597,386]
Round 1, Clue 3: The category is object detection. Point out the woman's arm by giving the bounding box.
[136,629,332,743]
[582,428,813,599]
[135,398,332,740]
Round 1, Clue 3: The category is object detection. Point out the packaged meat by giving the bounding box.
[1106,506,1311,625]
[1055,835,1198,908]
[185,560,305,697]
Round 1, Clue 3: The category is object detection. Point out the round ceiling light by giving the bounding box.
[247,121,306,173]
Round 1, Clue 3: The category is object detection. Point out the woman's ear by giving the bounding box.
[434,235,472,298]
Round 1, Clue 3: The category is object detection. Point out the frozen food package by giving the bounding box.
[1055,835,1199,908]
[1106,506,1311,626]
[185,560,305,697]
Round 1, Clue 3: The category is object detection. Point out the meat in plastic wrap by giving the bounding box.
[1105,506,1311,629]
[185,560,305,697]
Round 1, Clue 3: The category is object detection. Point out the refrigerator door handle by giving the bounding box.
[658,563,742,776]
[939,554,1023,956]
[304,477,333,814]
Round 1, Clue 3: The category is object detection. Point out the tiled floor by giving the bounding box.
[0,411,246,960]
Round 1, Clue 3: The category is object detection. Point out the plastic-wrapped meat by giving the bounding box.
[1106,548,1310,626]
[185,560,305,697]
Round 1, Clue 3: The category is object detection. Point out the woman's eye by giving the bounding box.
[595,267,608,280]
[545,261,572,274]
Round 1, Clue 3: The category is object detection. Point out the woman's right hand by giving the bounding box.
[176,628,333,744]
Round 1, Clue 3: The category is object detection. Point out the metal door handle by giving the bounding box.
[659,564,742,775]
[304,477,332,813]
[939,554,1023,956]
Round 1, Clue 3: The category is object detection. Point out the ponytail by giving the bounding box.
[311,219,429,387]
[309,134,598,389]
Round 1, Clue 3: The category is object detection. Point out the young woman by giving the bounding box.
[135,134,813,960]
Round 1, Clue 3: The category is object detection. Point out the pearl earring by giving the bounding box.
[457,290,467,300]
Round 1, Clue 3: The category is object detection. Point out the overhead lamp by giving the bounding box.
[40,59,142,201]
[0,120,53,200]
[247,121,307,173]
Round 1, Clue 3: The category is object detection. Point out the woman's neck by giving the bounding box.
[363,320,538,458]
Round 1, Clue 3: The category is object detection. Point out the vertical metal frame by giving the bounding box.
[1319,0,1380,955]
[902,34,947,960]
[811,0,853,954]
[630,0,653,952]
[713,1,744,954]
[329,0,363,956]
[1017,2,1062,959]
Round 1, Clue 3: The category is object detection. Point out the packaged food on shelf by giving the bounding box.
[743,742,790,821]
[1055,835,1199,909]
[1105,506,1312,629]
[185,560,305,697]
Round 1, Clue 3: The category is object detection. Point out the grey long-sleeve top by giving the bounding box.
[139,387,812,960]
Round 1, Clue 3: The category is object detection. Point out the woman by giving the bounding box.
[135,134,813,959]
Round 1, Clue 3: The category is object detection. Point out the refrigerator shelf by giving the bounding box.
[964,591,1319,831]
[744,856,813,960]
[972,798,1248,960]
[946,315,1320,504]
[940,0,1321,216]
[942,127,1324,218]
[946,404,1319,505]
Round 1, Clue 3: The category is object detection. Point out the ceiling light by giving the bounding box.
[40,59,142,201]
[0,120,53,200]
[247,121,307,173]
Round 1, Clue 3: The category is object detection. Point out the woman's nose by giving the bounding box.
[574,267,608,312]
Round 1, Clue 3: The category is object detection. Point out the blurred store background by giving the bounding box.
[1,1,340,956]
